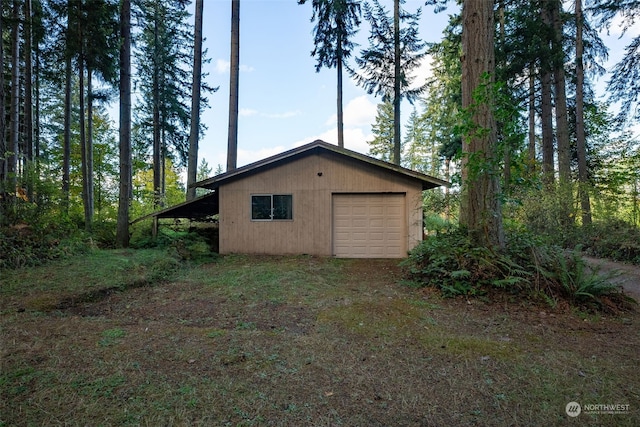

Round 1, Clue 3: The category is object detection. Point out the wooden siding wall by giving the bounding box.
[218,152,425,256]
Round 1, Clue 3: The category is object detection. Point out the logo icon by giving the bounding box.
[566,401,581,417]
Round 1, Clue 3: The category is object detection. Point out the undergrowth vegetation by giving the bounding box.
[0,219,89,270]
[403,227,636,312]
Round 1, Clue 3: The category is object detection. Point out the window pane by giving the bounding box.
[273,195,292,220]
[252,195,272,220]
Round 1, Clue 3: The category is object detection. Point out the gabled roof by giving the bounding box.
[193,139,449,191]
[134,140,449,223]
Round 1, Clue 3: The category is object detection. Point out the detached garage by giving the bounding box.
[151,140,447,258]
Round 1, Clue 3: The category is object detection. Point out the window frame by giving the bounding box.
[250,194,293,221]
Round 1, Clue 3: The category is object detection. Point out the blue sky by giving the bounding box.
[195,0,454,171]
[192,0,637,174]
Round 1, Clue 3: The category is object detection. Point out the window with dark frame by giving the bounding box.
[251,194,293,221]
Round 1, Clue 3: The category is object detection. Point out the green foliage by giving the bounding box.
[0,217,89,271]
[402,229,529,297]
[579,220,640,265]
[351,0,427,102]
[368,101,395,162]
[509,178,640,265]
[403,227,632,312]
[131,225,217,264]
[544,245,620,306]
[301,0,362,72]
[134,0,195,167]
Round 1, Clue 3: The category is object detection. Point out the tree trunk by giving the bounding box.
[152,5,161,208]
[336,38,345,148]
[24,0,33,167]
[551,0,571,185]
[79,54,90,231]
[540,70,554,184]
[35,33,41,161]
[116,0,132,248]
[460,0,504,249]
[540,5,554,185]
[444,157,451,220]
[528,66,536,173]
[86,68,94,224]
[392,0,401,165]
[9,0,20,196]
[0,0,6,197]
[63,56,72,214]
[227,0,240,171]
[575,0,591,225]
[498,1,510,193]
[187,0,204,201]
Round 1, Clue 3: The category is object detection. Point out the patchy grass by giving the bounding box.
[0,248,181,312]
[1,254,638,426]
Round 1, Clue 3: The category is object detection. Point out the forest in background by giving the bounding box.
[1,0,639,275]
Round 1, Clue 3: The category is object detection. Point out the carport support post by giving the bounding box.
[152,216,158,239]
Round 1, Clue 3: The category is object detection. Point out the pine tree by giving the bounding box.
[227,0,240,171]
[116,0,132,248]
[403,108,433,174]
[134,0,193,208]
[368,101,395,163]
[186,0,203,201]
[350,0,426,165]
[299,0,361,148]
[591,0,640,123]
[460,0,504,249]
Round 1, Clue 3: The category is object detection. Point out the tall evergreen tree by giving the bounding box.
[403,107,434,174]
[134,0,193,208]
[187,0,203,200]
[591,0,640,123]
[116,0,132,248]
[460,0,504,248]
[421,14,461,180]
[299,0,361,148]
[575,0,591,225]
[368,101,395,163]
[0,1,5,215]
[350,0,426,165]
[227,0,239,171]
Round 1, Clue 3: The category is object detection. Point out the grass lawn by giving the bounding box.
[1,251,638,426]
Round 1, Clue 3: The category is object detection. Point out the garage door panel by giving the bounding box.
[333,194,406,258]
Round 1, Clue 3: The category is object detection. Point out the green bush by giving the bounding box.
[0,219,90,271]
[131,225,217,263]
[578,219,640,265]
[403,227,634,312]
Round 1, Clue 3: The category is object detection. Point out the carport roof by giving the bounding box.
[130,191,219,223]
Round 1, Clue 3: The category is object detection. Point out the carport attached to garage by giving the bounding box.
[332,193,407,258]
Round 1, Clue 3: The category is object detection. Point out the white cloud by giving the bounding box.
[410,54,434,91]
[215,59,255,74]
[237,146,287,167]
[325,95,378,127]
[239,108,258,117]
[608,13,640,38]
[292,127,373,156]
[216,59,230,74]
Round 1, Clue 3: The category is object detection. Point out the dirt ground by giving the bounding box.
[1,255,639,426]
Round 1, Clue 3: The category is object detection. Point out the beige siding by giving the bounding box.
[218,152,424,257]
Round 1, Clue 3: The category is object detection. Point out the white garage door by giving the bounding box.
[332,193,406,258]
